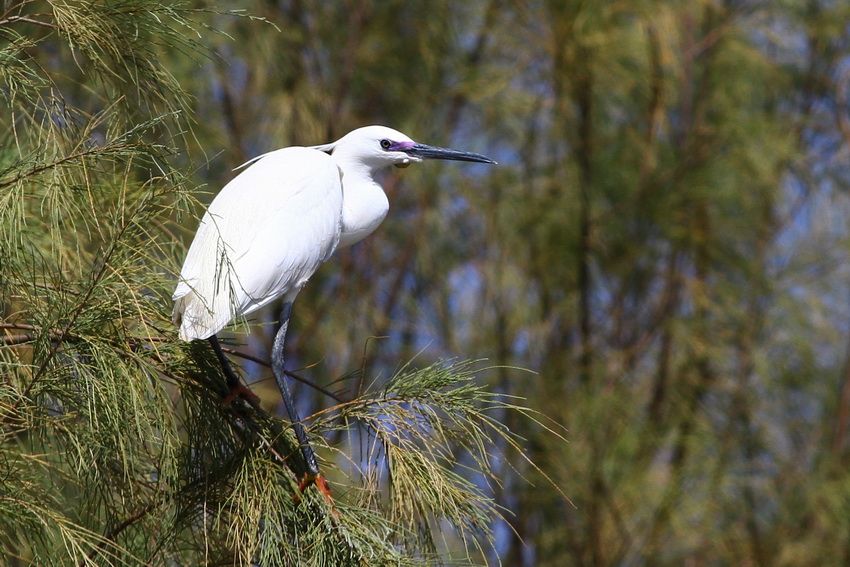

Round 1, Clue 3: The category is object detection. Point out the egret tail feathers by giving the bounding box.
[172,292,231,341]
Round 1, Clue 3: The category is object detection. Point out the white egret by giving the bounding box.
[173,125,496,496]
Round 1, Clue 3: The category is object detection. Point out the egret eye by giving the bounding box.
[380,139,392,150]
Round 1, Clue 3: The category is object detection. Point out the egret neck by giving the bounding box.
[333,152,390,248]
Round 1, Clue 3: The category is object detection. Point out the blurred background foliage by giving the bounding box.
[3,0,850,565]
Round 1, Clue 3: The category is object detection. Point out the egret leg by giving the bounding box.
[208,335,260,406]
[271,302,321,480]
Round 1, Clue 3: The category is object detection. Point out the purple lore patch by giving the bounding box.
[389,140,415,151]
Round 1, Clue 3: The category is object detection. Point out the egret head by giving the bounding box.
[318,125,496,170]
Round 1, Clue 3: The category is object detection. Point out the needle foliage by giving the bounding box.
[0,2,526,564]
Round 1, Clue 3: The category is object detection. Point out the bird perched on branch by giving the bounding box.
[173,125,496,498]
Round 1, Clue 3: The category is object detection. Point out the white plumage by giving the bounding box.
[172,125,495,342]
[173,147,343,340]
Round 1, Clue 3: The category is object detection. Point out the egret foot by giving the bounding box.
[221,382,261,407]
[297,472,336,510]
[207,336,261,408]
[298,472,331,495]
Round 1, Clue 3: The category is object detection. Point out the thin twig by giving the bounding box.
[218,345,343,403]
[0,146,109,190]
[0,15,56,29]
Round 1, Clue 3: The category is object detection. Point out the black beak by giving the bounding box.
[404,143,497,164]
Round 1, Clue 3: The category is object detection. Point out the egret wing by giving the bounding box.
[173,147,342,340]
